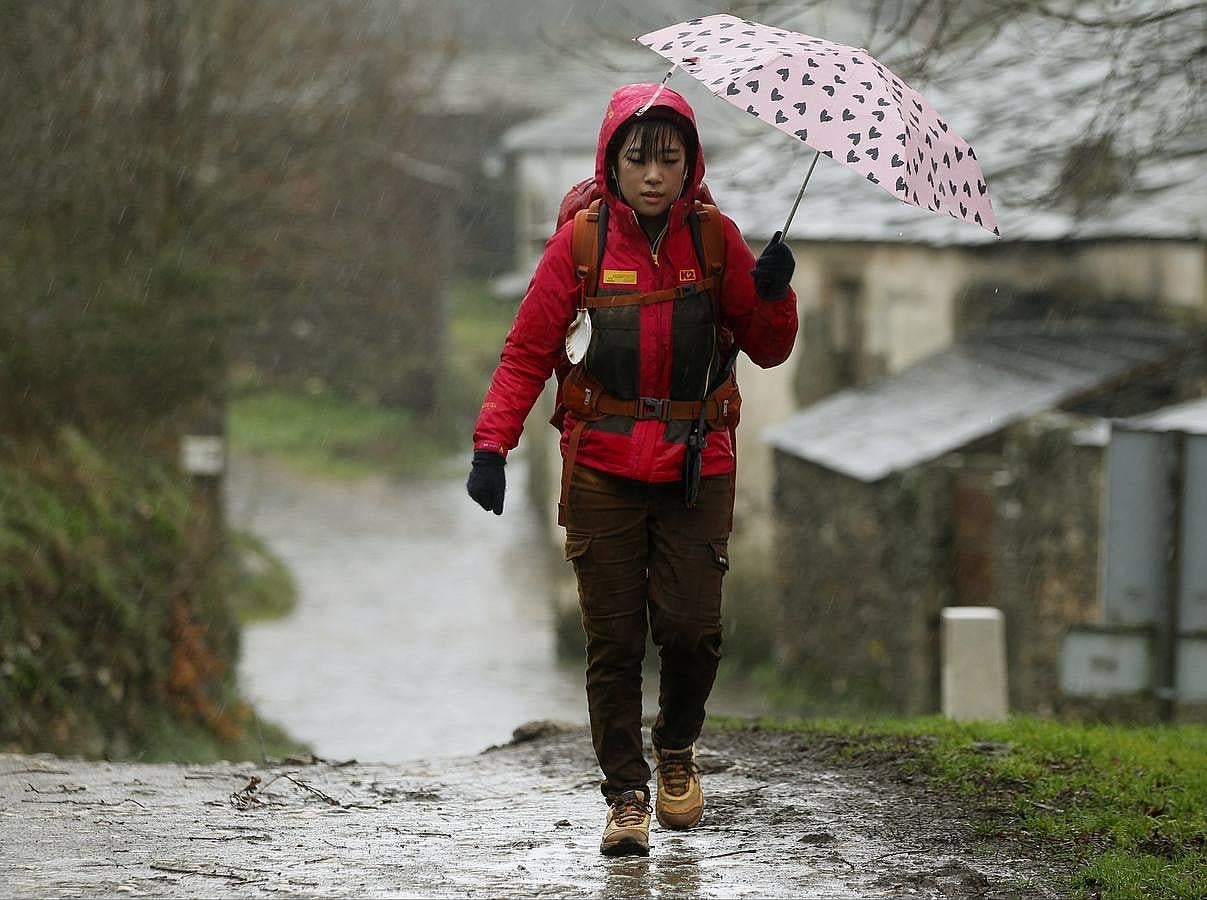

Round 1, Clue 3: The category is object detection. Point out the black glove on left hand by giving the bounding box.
[751,231,795,300]
[466,450,506,515]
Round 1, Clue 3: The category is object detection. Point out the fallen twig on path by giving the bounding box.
[869,847,936,862]
[21,797,146,809]
[703,848,760,860]
[728,783,775,796]
[3,768,71,776]
[150,863,266,884]
[230,775,263,810]
[282,773,341,806]
[184,833,272,842]
[25,782,85,795]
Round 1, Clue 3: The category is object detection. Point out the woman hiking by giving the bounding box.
[467,82,797,856]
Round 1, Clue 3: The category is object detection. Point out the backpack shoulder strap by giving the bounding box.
[692,201,726,278]
[571,199,609,298]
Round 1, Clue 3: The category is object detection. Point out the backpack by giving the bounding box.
[550,182,740,523]
[549,193,731,432]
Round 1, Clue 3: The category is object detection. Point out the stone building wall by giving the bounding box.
[771,454,952,714]
[771,414,1111,716]
[983,416,1104,715]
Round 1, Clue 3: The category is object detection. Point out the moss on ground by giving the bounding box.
[712,715,1207,900]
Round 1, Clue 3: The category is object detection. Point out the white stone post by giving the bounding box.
[941,607,1009,721]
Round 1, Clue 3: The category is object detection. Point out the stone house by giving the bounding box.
[764,320,1204,715]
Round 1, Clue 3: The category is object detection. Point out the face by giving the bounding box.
[614,125,687,220]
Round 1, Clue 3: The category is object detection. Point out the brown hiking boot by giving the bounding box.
[599,789,651,856]
[653,744,704,829]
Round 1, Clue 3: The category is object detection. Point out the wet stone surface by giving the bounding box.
[1,724,1068,898]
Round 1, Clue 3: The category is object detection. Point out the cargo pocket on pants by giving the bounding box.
[709,541,730,574]
[565,532,592,565]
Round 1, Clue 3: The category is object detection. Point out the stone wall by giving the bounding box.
[771,454,952,714]
[771,413,1110,716]
[973,416,1104,715]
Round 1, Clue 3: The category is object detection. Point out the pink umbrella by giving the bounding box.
[637,13,999,237]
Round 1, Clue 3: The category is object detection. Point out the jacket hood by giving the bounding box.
[595,83,705,216]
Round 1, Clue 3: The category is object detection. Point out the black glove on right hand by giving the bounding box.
[751,231,795,300]
[466,450,506,515]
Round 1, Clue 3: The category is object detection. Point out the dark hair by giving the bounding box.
[606,113,696,190]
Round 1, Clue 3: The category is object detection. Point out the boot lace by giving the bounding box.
[610,791,651,827]
[656,751,699,795]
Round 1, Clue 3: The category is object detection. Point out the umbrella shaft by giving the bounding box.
[782,150,821,237]
[637,64,678,117]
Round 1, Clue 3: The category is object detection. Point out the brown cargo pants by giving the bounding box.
[563,463,732,799]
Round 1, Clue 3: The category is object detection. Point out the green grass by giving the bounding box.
[228,389,446,479]
[713,715,1207,899]
[229,279,515,480]
[225,529,297,625]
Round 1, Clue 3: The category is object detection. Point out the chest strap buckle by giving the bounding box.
[637,396,671,422]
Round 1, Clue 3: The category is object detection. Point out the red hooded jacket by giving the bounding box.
[473,83,797,484]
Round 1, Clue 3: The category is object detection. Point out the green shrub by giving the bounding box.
[0,428,294,760]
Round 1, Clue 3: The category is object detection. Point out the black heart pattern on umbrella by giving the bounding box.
[638,12,998,234]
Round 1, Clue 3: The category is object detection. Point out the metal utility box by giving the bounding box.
[1060,626,1152,697]
[1099,430,1174,627]
[1177,436,1207,633]
[1064,397,1207,713]
[1177,638,1207,702]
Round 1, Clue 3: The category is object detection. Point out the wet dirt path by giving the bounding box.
[226,454,589,762]
[1,725,1064,898]
[226,454,769,762]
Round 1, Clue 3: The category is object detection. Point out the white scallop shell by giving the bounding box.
[565,308,592,364]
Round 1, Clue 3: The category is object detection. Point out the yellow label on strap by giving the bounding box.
[602,269,638,285]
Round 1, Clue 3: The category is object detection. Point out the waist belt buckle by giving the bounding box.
[638,396,671,422]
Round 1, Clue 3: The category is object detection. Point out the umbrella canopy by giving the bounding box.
[637,13,999,236]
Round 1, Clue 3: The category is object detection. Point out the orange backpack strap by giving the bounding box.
[571,199,608,299]
[585,280,720,310]
[693,202,726,278]
[560,200,608,526]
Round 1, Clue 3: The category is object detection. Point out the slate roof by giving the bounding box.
[1116,396,1207,436]
[763,321,1188,482]
[705,10,1207,244]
